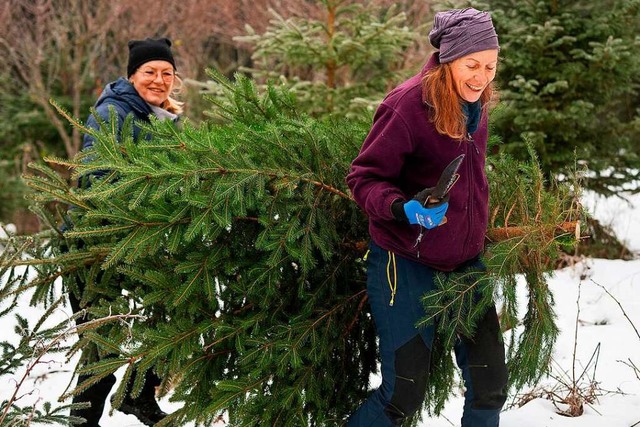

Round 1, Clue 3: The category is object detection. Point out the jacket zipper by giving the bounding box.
[464,133,478,260]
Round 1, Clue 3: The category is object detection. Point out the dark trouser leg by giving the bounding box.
[70,373,116,426]
[348,242,436,426]
[68,291,116,426]
[455,305,509,427]
[126,369,162,400]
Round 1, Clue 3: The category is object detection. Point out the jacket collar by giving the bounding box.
[97,77,152,118]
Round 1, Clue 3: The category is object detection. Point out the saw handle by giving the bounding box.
[419,172,459,226]
[425,196,448,226]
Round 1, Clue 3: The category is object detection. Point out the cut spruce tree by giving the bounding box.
[0,70,582,426]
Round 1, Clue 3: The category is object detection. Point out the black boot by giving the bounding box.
[113,371,167,426]
[116,395,167,426]
[70,373,117,426]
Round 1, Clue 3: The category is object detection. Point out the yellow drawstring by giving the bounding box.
[386,251,397,306]
[363,249,370,261]
[364,248,397,306]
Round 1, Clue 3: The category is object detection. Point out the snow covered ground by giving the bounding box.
[429,190,640,427]
[1,188,639,426]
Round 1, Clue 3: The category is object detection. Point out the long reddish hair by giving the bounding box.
[421,63,494,140]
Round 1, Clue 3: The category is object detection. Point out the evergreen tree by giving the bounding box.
[229,0,422,118]
[0,70,71,231]
[0,157,31,224]
[486,0,640,195]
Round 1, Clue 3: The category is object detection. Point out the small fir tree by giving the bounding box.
[229,0,423,117]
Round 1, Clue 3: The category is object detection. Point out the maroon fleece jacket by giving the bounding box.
[346,54,490,271]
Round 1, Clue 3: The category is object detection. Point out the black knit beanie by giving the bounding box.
[127,37,176,78]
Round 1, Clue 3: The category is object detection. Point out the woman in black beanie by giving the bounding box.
[80,37,183,155]
[69,37,183,427]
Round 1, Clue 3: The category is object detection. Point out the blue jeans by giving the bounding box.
[347,242,508,426]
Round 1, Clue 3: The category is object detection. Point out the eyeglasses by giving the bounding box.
[136,68,175,83]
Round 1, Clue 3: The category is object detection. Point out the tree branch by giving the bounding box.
[486,221,580,243]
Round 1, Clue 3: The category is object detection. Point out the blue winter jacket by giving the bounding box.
[82,77,154,152]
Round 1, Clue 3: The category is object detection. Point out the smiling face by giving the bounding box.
[449,49,498,102]
[129,60,175,107]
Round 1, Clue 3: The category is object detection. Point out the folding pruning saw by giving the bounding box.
[421,153,465,207]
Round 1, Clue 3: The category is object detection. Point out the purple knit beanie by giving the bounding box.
[428,8,499,63]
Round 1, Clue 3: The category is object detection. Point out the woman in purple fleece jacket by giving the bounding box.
[346,8,508,427]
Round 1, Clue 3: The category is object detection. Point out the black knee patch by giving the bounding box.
[463,306,509,410]
[384,334,431,424]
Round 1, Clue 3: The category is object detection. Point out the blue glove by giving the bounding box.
[402,199,448,229]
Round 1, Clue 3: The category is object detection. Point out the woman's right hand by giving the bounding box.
[402,199,448,229]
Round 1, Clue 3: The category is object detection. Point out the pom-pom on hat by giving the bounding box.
[428,8,499,64]
[127,37,176,78]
